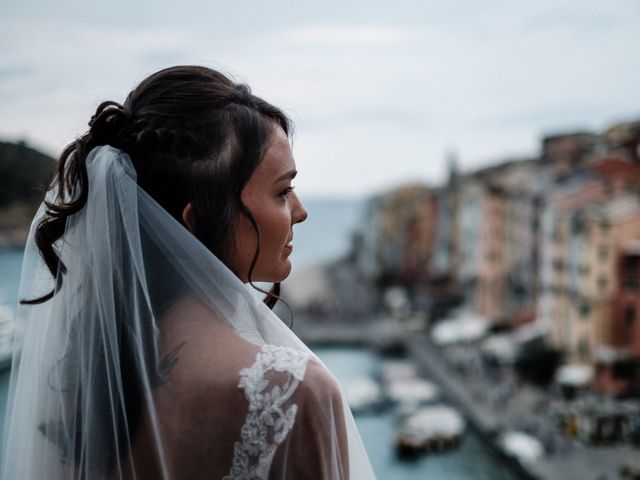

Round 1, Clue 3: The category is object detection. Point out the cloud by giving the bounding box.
[296,103,430,133]
[0,2,638,197]
[281,25,416,47]
[0,65,33,80]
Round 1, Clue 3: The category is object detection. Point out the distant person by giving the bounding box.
[1,66,376,479]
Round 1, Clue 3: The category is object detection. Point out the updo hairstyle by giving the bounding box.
[28,65,291,306]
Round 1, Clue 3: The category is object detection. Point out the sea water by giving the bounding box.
[314,347,518,480]
[0,248,22,461]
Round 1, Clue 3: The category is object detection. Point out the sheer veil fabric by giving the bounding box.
[1,146,377,479]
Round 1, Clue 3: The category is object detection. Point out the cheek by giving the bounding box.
[245,205,294,281]
[255,208,290,248]
[226,216,257,274]
[236,216,259,250]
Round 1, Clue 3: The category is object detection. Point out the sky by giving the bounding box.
[1,0,639,198]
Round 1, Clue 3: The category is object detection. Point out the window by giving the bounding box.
[621,256,640,291]
[623,278,639,293]
[598,276,608,291]
[579,302,591,318]
[599,246,608,259]
[624,306,636,326]
[571,215,586,234]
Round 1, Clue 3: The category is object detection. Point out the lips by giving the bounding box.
[284,236,293,255]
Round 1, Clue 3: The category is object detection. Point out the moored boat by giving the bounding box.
[387,378,439,407]
[395,404,465,456]
[498,431,544,464]
[345,376,385,413]
[380,360,440,407]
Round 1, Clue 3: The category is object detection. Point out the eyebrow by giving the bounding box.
[273,170,297,184]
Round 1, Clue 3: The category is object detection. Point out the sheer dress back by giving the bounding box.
[1,146,375,480]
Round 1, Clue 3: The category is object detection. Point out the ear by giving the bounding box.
[181,203,196,233]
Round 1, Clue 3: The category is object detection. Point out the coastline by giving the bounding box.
[294,311,640,480]
[404,336,639,480]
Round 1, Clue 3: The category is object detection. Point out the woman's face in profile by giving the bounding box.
[229,125,308,283]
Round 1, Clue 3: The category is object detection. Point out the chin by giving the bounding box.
[275,263,292,282]
[271,261,292,283]
[251,261,292,283]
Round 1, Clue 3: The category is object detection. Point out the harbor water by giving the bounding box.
[315,347,518,479]
[0,248,22,459]
[0,199,518,478]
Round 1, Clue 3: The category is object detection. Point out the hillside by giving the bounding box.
[0,141,55,247]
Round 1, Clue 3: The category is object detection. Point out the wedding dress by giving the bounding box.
[1,146,377,479]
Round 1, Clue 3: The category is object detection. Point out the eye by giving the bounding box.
[279,186,295,199]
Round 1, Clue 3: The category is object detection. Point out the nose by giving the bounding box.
[292,192,308,225]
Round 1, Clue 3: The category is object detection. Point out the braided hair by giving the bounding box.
[27,65,290,307]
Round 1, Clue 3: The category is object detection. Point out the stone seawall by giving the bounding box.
[299,321,639,480]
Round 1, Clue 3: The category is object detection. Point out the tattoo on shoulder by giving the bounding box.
[159,341,187,377]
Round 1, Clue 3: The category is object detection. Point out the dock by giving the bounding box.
[299,320,640,480]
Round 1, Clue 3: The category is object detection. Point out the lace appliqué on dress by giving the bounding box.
[223,344,310,480]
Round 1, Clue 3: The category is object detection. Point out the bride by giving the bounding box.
[1,66,376,479]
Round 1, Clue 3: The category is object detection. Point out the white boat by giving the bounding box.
[379,361,419,386]
[431,309,489,346]
[345,377,385,413]
[0,304,15,371]
[498,431,544,463]
[380,360,440,408]
[387,378,439,406]
[395,404,465,455]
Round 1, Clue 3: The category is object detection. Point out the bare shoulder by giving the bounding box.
[157,294,262,392]
[296,358,343,406]
[278,356,350,478]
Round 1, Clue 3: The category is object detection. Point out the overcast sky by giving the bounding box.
[1,0,639,197]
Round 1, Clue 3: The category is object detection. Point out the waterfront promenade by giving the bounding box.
[298,320,640,480]
[406,335,639,480]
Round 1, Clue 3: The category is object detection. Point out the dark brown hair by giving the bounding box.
[27,65,289,306]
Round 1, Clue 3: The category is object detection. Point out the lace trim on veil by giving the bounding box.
[223,344,310,480]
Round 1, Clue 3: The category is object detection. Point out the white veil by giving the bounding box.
[1,146,376,479]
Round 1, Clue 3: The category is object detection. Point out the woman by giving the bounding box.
[1,66,376,479]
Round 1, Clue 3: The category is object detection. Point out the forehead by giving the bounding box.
[258,126,295,177]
